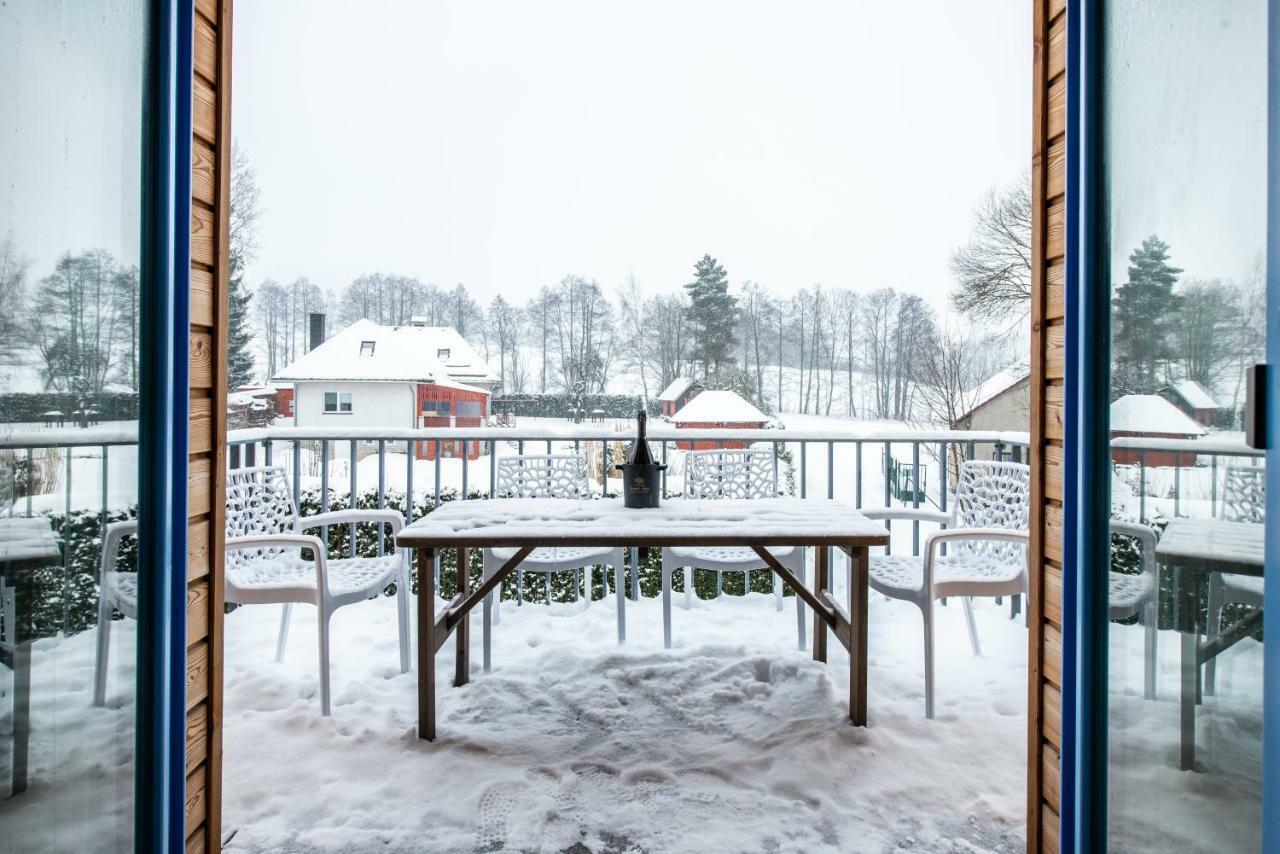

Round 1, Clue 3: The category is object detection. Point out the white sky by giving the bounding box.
[233,0,1031,306]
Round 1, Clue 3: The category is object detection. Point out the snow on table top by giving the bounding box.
[1155,518,1265,573]
[398,498,890,547]
[0,516,60,567]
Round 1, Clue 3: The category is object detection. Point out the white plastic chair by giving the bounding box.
[1107,521,1158,700]
[224,466,411,716]
[864,459,1030,718]
[93,520,138,707]
[1205,465,1265,695]
[661,448,806,650]
[482,454,624,671]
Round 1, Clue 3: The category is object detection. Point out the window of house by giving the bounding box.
[421,400,450,416]
[359,340,375,357]
[436,348,451,360]
[324,391,353,413]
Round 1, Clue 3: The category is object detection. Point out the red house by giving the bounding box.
[1110,394,1206,466]
[1158,380,1222,427]
[273,318,499,461]
[672,390,770,450]
[658,377,702,417]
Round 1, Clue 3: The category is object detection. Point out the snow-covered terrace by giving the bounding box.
[0,418,1265,852]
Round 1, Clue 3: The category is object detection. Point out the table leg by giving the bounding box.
[848,546,869,726]
[11,640,31,794]
[813,545,829,663]
[455,546,470,687]
[417,547,436,741]
[1178,567,1204,771]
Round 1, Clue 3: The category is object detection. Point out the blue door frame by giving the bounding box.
[138,0,192,851]
[1063,0,1280,850]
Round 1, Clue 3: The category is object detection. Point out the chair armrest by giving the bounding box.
[225,533,330,596]
[1108,521,1157,576]
[922,527,1029,591]
[296,509,404,534]
[101,520,139,578]
[861,507,950,525]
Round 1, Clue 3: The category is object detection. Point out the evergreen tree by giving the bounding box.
[1112,235,1182,394]
[683,254,738,376]
[228,145,261,387]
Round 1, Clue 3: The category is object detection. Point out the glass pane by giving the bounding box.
[0,1,148,850]
[1102,1,1267,850]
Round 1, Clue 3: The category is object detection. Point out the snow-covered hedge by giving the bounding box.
[492,393,659,420]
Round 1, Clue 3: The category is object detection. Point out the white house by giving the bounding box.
[273,318,498,459]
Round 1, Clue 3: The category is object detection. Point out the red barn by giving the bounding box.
[658,377,702,417]
[1110,394,1206,466]
[672,390,770,450]
[1158,380,1222,427]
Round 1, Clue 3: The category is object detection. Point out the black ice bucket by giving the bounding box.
[616,461,666,509]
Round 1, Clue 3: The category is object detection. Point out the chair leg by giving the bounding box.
[93,594,112,707]
[923,598,935,720]
[662,558,674,649]
[516,569,524,606]
[773,568,783,612]
[1143,598,1157,700]
[317,606,333,717]
[573,568,581,603]
[544,572,551,606]
[396,566,411,674]
[1205,575,1223,696]
[684,567,694,610]
[483,585,494,673]
[275,603,293,663]
[962,597,982,657]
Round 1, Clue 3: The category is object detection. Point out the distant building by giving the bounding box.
[1110,394,1206,466]
[273,317,498,460]
[952,366,1032,433]
[672,389,769,450]
[658,377,703,417]
[1158,380,1222,427]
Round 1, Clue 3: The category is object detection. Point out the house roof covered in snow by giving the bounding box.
[1165,379,1220,410]
[273,319,497,387]
[671,390,769,424]
[658,377,697,402]
[956,365,1031,422]
[1110,394,1207,436]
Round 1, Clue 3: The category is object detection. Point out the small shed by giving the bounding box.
[672,390,769,450]
[1158,380,1221,427]
[1110,394,1206,466]
[658,377,702,417]
[953,366,1032,433]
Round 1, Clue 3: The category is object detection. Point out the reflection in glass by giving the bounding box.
[0,1,147,851]
[1103,1,1267,851]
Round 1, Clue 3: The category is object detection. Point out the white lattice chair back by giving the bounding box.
[952,460,1031,565]
[1221,465,1265,523]
[495,454,592,498]
[683,448,776,500]
[225,466,301,571]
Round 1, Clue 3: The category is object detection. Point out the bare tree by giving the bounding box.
[616,275,651,400]
[949,172,1032,324]
[0,233,30,368]
[916,323,987,480]
[487,294,523,393]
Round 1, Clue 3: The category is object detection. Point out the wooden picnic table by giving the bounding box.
[396,497,890,741]
[1155,517,1265,771]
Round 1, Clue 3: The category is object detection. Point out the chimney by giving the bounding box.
[308,312,326,351]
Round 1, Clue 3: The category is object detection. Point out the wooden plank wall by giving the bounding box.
[187,0,231,851]
[1028,0,1066,852]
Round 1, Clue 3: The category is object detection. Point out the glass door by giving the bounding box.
[1100,1,1269,851]
[0,1,150,850]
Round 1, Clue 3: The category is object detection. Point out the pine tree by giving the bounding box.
[683,254,738,376]
[227,277,254,387]
[1112,235,1183,394]
[227,145,261,387]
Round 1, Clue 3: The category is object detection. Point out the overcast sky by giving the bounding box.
[234,1,1032,307]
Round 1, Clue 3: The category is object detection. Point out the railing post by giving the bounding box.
[377,440,386,556]
[1138,449,1147,523]
[101,444,109,559]
[25,448,33,517]
[264,438,273,467]
[1211,454,1218,517]
[349,439,358,557]
[800,442,807,499]
[320,439,330,549]
[883,441,892,553]
[855,441,862,508]
[911,441,921,556]
[488,440,497,498]
[62,446,71,635]
[1174,451,1182,518]
[292,440,301,519]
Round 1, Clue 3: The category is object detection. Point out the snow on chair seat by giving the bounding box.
[482,454,625,673]
[661,449,806,651]
[864,459,1030,719]
[224,466,411,716]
